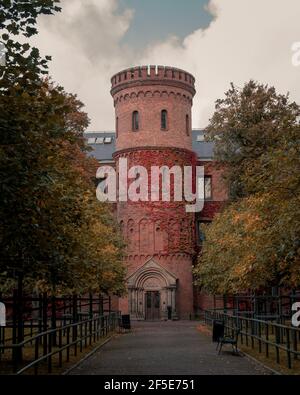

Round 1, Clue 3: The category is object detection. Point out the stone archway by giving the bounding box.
[127,258,177,320]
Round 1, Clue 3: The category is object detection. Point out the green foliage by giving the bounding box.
[0,0,61,87]
[195,81,300,293]
[0,1,61,36]
[0,1,126,296]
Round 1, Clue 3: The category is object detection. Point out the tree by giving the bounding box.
[194,81,300,293]
[205,81,300,199]
[0,1,126,295]
[0,0,61,87]
[194,193,300,294]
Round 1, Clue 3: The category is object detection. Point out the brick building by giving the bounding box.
[85,66,227,320]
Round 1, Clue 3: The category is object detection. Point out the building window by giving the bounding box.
[204,176,212,200]
[116,117,119,138]
[186,114,190,136]
[95,137,104,144]
[161,110,168,130]
[197,134,205,142]
[132,111,139,131]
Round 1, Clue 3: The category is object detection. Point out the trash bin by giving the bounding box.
[212,320,224,342]
[121,314,131,330]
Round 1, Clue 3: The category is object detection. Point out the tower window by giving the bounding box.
[132,111,139,131]
[116,117,119,138]
[186,114,190,136]
[161,110,168,130]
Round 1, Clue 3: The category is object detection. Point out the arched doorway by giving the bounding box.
[127,258,178,320]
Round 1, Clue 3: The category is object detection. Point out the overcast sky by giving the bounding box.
[32,0,300,131]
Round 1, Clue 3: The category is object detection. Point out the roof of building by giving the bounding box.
[84,129,215,162]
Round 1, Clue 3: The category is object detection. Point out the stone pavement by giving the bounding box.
[69,321,270,375]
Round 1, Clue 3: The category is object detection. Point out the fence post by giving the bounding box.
[34,337,39,375]
[43,293,48,356]
[66,327,70,362]
[89,293,93,345]
[17,273,24,363]
[38,294,43,338]
[275,325,280,364]
[59,328,63,368]
[251,320,254,349]
[12,289,18,370]
[292,327,298,360]
[286,328,292,369]
[48,332,52,373]
[258,321,262,353]
[88,293,92,318]
[80,322,83,352]
[265,322,269,358]
[51,294,57,346]
[72,295,78,356]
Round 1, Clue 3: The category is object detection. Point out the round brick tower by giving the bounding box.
[111,66,197,320]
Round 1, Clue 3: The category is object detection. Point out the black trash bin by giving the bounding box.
[212,320,224,343]
[167,306,172,320]
[121,314,131,330]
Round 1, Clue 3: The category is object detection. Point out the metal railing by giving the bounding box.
[0,312,119,375]
[205,309,300,370]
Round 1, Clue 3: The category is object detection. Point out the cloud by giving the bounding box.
[32,0,300,130]
[32,0,134,129]
[140,0,300,127]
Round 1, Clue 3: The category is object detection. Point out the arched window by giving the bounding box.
[116,116,119,138]
[186,114,190,136]
[161,110,168,130]
[132,111,139,131]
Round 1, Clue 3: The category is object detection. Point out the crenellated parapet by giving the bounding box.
[111,65,196,96]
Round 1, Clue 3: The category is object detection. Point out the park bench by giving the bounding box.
[217,327,240,355]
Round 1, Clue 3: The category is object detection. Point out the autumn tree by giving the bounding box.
[205,81,300,199]
[194,81,300,293]
[0,1,126,295]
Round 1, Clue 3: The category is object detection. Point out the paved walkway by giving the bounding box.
[70,321,270,375]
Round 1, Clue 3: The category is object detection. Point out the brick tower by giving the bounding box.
[111,66,197,320]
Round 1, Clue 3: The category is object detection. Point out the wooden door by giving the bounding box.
[145,291,160,320]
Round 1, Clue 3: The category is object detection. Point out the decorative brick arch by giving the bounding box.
[127,258,177,320]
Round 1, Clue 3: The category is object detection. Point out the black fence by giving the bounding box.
[208,291,300,323]
[0,293,119,374]
[1,312,118,375]
[205,309,300,370]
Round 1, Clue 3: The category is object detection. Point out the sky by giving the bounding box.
[119,0,212,50]
[31,0,300,131]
